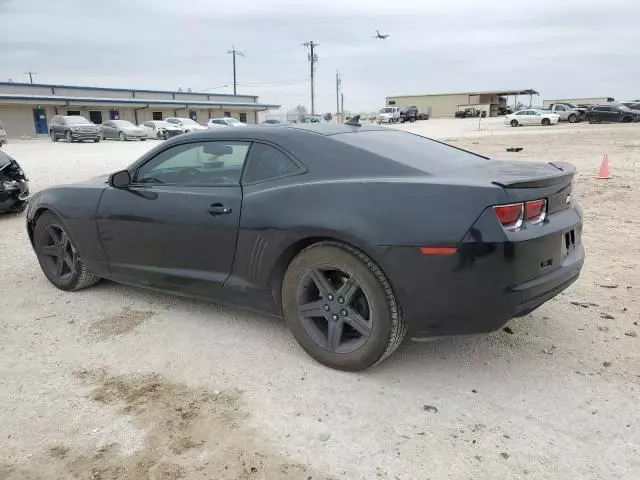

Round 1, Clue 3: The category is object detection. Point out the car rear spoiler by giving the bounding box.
[491,162,575,189]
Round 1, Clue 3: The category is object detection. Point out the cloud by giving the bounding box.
[2,0,639,112]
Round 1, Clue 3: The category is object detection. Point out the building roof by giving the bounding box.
[0,81,257,100]
[388,89,539,98]
[0,94,280,110]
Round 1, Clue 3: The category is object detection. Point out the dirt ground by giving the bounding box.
[0,119,638,480]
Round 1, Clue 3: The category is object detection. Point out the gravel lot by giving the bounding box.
[1,120,639,480]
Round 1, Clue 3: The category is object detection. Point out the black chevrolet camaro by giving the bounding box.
[26,123,584,370]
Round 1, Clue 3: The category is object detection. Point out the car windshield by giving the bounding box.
[618,105,631,112]
[225,118,241,124]
[155,121,172,127]
[335,130,486,174]
[166,118,180,124]
[113,120,135,127]
[380,108,393,113]
[65,116,91,125]
[181,119,200,126]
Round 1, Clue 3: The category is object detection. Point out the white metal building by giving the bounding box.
[0,82,280,137]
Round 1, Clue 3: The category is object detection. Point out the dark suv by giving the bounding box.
[49,115,101,142]
[587,105,639,124]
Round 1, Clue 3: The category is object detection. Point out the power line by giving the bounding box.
[24,69,36,84]
[226,46,244,95]
[303,41,319,115]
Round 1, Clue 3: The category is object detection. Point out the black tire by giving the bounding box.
[542,118,551,126]
[119,132,126,141]
[93,137,100,143]
[568,114,578,123]
[409,117,416,123]
[33,211,101,291]
[623,116,632,123]
[50,131,58,142]
[510,119,518,127]
[140,138,146,141]
[65,130,73,142]
[282,241,406,371]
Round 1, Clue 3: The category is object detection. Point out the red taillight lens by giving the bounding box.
[525,199,546,223]
[493,203,523,228]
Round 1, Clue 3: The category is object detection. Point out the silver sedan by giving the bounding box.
[100,120,147,141]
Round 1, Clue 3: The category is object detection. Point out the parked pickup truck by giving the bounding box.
[546,103,586,123]
[455,108,487,118]
[377,106,400,124]
[399,106,429,123]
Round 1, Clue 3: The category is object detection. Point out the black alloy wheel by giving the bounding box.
[282,242,407,371]
[38,223,76,282]
[34,212,100,291]
[296,267,372,354]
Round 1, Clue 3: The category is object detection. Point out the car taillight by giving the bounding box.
[493,203,523,230]
[493,199,546,230]
[525,199,546,223]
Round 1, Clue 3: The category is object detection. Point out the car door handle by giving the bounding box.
[208,203,232,215]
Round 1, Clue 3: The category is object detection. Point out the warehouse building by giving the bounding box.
[542,97,615,108]
[385,89,539,118]
[0,82,280,137]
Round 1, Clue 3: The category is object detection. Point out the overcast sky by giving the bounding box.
[2,0,639,113]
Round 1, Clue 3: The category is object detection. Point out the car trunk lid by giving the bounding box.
[447,160,575,214]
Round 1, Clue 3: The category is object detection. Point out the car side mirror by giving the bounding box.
[109,169,131,188]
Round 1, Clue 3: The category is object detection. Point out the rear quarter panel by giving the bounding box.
[227,177,507,311]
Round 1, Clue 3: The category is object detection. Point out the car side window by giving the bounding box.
[556,105,566,111]
[244,143,300,183]
[143,122,153,128]
[134,141,251,186]
[515,111,526,116]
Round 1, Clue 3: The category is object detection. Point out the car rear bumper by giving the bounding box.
[376,204,584,338]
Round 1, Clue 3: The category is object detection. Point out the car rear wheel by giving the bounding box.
[119,132,126,141]
[50,131,58,142]
[510,119,518,127]
[282,241,407,371]
[542,118,551,126]
[568,114,578,123]
[33,212,101,291]
[65,131,73,142]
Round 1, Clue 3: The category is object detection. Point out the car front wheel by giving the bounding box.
[33,212,101,291]
[282,242,407,371]
[510,119,518,127]
[50,131,58,142]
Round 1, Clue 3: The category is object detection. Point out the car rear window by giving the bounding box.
[334,130,487,173]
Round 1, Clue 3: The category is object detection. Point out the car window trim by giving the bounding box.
[241,140,308,186]
[129,138,254,187]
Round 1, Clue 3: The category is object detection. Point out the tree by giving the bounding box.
[294,105,308,115]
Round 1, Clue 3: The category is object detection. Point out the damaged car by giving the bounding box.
[0,150,29,214]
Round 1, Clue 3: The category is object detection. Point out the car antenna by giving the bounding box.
[345,115,361,126]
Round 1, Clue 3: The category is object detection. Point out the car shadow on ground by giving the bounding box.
[86,279,546,377]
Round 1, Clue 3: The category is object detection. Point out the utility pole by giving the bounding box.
[335,70,341,123]
[303,41,319,115]
[226,46,244,95]
[341,93,344,120]
[24,70,36,84]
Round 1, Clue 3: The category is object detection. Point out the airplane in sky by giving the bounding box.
[373,30,390,39]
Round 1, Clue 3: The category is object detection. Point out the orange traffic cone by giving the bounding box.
[596,154,612,179]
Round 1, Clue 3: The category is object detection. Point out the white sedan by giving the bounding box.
[505,109,560,127]
[207,117,247,128]
[164,117,208,133]
[138,120,183,140]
